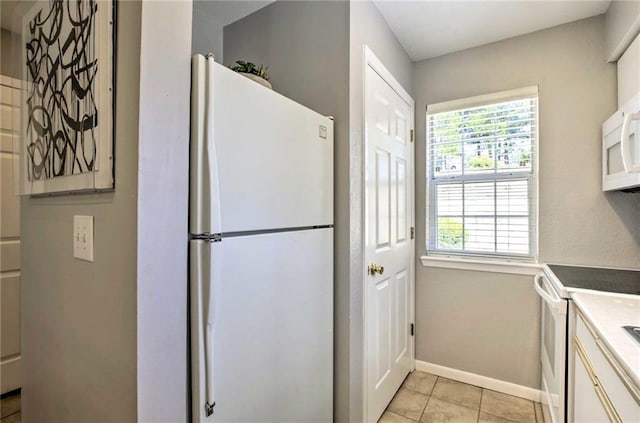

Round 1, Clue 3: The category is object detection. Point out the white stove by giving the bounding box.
[536,264,640,423]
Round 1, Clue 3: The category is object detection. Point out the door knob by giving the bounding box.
[368,263,384,275]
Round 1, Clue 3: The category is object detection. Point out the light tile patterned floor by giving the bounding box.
[379,371,544,423]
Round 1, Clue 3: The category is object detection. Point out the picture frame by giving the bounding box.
[20,0,115,195]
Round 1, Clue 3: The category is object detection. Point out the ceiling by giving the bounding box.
[373,0,611,61]
[3,1,612,62]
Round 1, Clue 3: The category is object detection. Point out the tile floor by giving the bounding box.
[0,376,542,423]
[379,371,544,423]
[0,391,21,423]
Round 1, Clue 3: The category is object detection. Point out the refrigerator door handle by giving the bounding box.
[204,240,222,417]
[205,321,215,416]
[191,239,217,418]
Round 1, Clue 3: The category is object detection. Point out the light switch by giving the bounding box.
[73,215,94,262]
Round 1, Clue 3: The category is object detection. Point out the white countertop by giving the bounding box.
[571,291,640,390]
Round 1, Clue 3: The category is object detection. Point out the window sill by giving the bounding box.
[420,255,542,276]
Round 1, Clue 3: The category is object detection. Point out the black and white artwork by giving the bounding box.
[22,0,114,195]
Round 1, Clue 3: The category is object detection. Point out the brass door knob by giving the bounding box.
[368,263,384,275]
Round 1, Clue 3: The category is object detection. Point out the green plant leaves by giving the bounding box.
[229,60,270,81]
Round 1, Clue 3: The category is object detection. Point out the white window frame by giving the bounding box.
[426,86,539,261]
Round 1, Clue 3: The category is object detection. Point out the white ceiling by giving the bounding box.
[373,0,611,61]
[3,1,611,62]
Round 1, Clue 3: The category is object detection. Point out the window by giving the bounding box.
[426,87,538,259]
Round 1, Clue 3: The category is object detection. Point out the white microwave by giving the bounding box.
[603,92,640,192]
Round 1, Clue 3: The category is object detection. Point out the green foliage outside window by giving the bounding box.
[467,156,495,168]
[437,217,468,249]
[430,100,533,171]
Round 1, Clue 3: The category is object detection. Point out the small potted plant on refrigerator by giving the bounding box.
[229,60,271,89]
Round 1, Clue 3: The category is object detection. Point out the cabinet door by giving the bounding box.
[573,347,611,423]
[617,33,640,108]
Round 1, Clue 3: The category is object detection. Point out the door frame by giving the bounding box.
[361,45,416,422]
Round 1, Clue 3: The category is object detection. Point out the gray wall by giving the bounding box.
[413,15,639,389]
[191,1,224,62]
[223,1,351,421]
[605,0,640,61]
[348,1,413,421]
[416,269,539,387]
[0,28,20,79]
[136,1,192,422]
[21,1,141,421]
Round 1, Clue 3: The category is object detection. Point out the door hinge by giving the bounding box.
[410,323,414,336]
[191,233,222,243]
[410,129,414,143]
[410,226,415,240]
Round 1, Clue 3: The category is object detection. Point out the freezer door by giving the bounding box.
[190,229,333,422]
[190,54,333,235]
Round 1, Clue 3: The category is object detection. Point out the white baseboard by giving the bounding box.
[1,355,21,394]
[415,360,542,402]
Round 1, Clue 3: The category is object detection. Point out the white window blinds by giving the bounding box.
[426,87,538,259]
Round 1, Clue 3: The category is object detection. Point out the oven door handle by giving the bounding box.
[534,273,567,315]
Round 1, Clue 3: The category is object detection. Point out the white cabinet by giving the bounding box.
[574,343,613,423]
[605,0,640,62]
[617,33,640,108]
[573,311,640,422]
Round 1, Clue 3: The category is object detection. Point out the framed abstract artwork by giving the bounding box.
[21,0,115,195]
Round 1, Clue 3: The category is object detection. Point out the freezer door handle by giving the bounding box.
[190,54,222,235]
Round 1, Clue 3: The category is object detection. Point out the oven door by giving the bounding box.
[534,273,568,423]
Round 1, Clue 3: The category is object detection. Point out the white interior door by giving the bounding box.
[364,53,415,423]
[0,75,21,394]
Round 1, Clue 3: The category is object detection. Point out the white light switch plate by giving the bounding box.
[73,215,94,262]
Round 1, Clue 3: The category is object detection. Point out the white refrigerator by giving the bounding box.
[189,54,334,423]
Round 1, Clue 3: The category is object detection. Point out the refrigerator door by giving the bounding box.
[190,228,333,422]
[190,55,333,235]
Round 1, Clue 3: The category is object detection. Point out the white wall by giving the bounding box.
[137,1,192,421]
[348,1,413,421]
[413,15,640,389]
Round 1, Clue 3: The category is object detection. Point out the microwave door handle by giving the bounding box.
[533,273,566,315]
[620,112,640,173]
